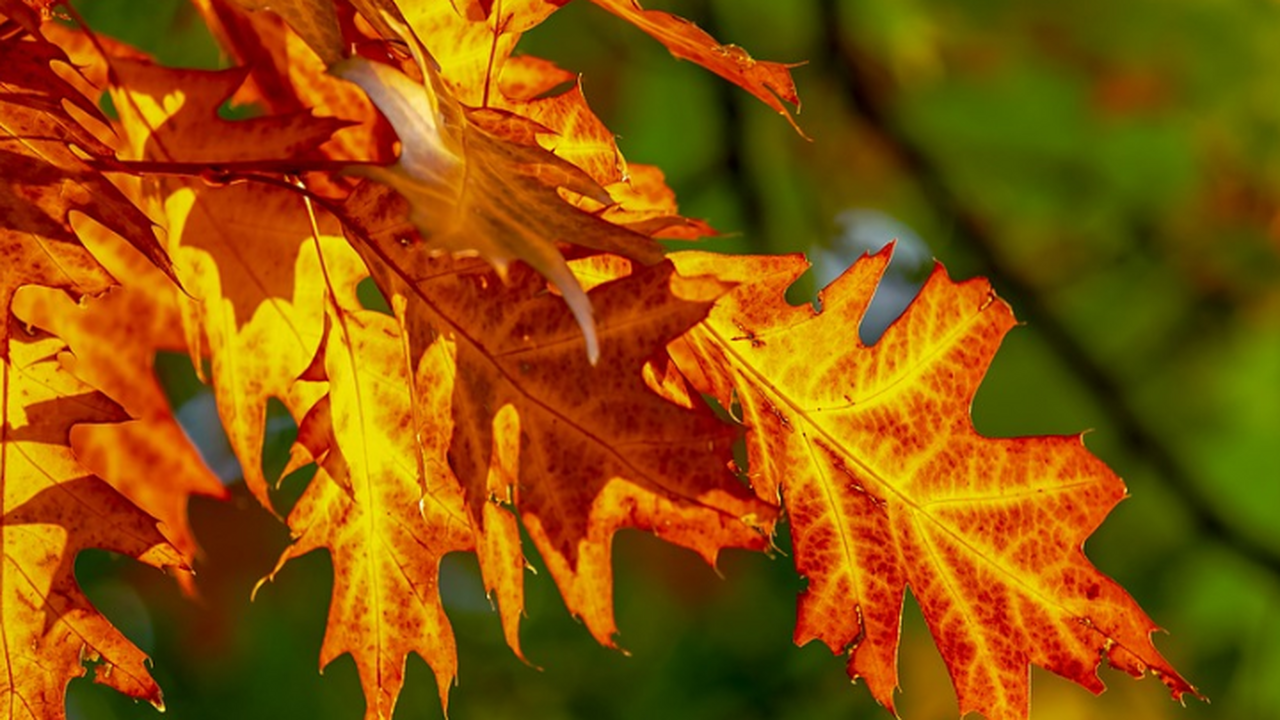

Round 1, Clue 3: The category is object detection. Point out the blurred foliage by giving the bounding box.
[66,0,1279,718]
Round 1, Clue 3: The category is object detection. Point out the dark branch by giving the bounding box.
[815,0,1280,576]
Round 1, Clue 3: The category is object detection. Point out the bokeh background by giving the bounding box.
[65,0,1279,718]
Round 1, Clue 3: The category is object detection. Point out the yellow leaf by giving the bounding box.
[263,309,472,719]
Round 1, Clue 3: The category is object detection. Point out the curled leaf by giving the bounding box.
[333,19,665,363]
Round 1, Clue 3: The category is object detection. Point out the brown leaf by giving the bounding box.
[572,0,804,132]
[192,0,393,164]
[109,57,365,508]
[345,187,775,651]
[227,0,345,65]
[334,32,664,361]
[12,216,228,562]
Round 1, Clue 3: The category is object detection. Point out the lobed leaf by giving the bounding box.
[263,308,472,719]
[570,0,804,133]
[668,247,1197,720]
[344,181,775,654]
[108,57,364,506]
[11,217,228,562]
[0,31,170,349]
[0,316,182,720]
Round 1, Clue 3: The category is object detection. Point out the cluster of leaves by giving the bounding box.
[0,0,1199,718]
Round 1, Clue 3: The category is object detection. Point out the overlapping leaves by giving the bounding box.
[1,314,183,719]
[0,18,184,718]
[0,1,1194,719]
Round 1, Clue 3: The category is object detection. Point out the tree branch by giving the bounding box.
[815,0,1280,576]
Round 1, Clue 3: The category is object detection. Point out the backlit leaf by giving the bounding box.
[262,308,472,719]
[573,0,803,132]
[109,57,364,506]
[668,247,1197,720]
[11,216,228,562]
[345,185,775,654]
[333,16,665,363]
[0,316,181,720]
[0,30,170,349]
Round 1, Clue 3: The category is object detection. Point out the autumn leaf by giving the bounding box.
[0,1,42,33]
[528,0,804,131]
[0,315,182,720]
[340,183,775,657]
[667,247,1196,720]
[396,0,627,186]
[0,29,170,348]
[11,215,228,562]
[211,0,719,362]
[598,2,800,115]
[0,3,1201,719]
[580,163,718,241]
[261,307,472,720]
[191,0,394,165]
[333,15,665,363]
[225,0,346,65]
[106,56,365,507]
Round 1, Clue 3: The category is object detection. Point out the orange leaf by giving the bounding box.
[262,308,472,719]
[108,58,352,164]
[335,26,665,362]
[668,248,1196,720]
[108,58,365,507]
[574,0,804,133]
[589,164,718,241]
[226,0,345,65]
[11,217,228,562]
[0,31,170,349]
[191,0,393,164]
[0,316,182,719]
[345,189,776,653]
[403,2,628,185]
[454,0,803,134]
[397,0,557,105]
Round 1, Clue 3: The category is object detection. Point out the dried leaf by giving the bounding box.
[11,217,228,561]
[334,25,664,362]
[574,0,803,132]
[227,0,345,65]
[109,57,365,507]
[0,31,170,349]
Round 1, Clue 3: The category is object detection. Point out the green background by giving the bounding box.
[64,0,1280,719]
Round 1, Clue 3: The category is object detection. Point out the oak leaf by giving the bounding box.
[226,0,346,65]
[11,216,228,562]
[401,1,630,187]
[540,0,803,131]
[191,0,393,165]
[0,30,170,348]
[0,316,182,720]
[666,247,1196,720]
[333,17,665,363]
[108,56,365,507]
[261,307,472,720]
[344,186,775,657]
